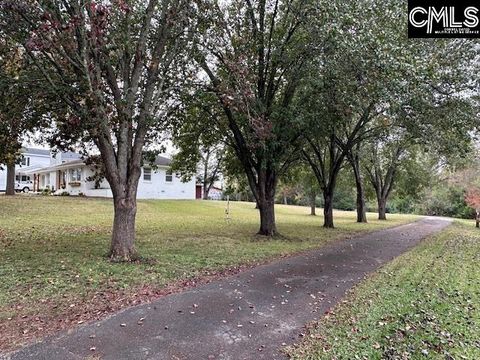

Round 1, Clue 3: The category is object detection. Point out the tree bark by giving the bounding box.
[5,161,15,196]
[303,133,345,230]
[255,172,277,236]
[347,148,367,223]
[100,144,142,262]
[109,197,137,261]
[202,152,210,200]
[355,184,367,222]
[378,197,387,220]
[323,189,334,228]
[257,196,276,236]
[351,162,367,223]
[476,210,479,228]
[365,145,402,222]
[310,192,316,216]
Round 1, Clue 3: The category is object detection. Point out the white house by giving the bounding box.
[27,154,196,199]
[209,186,223,200]
[0,148,51,192]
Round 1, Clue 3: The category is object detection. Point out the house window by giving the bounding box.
[70,168,82,182]
[20,157,30,166]
[143,168,152,181]
[165,170,173,182]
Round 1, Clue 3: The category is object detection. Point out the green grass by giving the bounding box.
[0,195,418,349]
[287,220,480,360]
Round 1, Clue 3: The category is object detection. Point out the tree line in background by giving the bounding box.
[0,0,478,261]
[235,153,480,221]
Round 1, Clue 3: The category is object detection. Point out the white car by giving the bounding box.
[15,180,33,193]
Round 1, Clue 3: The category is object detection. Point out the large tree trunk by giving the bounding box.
[5,161,15,196]
[323,189,334,228]
[353,170,367,223]
[257,196,276,236]
[378,197,387,220]
[310,192,316,216]
[203,185,209,200]
[247,166,278,236]
[109,197,137,261]
[349,152,367,223]
[255,174,277,236]
[202,153,210,200]
[356,190,367,223]
[355,185,367,223]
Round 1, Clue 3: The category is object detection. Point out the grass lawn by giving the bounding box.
[0,195,418,351]
[287,220,480,360]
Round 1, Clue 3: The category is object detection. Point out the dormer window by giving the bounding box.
[165,169,173,182]
[20,157,30,166]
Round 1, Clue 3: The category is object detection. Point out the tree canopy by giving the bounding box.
[1,0,195,260]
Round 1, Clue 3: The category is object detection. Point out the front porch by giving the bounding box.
[26,160,110,196]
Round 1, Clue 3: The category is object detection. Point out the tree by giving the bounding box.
[465,188,480,228]
[198,146,224,199]
[2,0,193,260]
[386,147,437,214]
[170,92,225,200]
[0,40,47,195]
[298,1,392,228]
[365,89,478,220]
[346,143,367,222]
[364,133,408,220]
[192,0,315,236]
[173,143,224,199]
[300,0,478,227]
[276,181,299,205]
[271,162,320,212]
[421,155,480,220]
[295,167,319,215]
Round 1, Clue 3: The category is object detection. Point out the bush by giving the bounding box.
[417,186,474,218]
[332,188,356,211]
[388,195,417,214]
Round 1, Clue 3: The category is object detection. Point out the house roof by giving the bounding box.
[16,165,45,174]
[25,159,85,174]
[60,151,82,161]
[154,155,172,166]
[27,155,172,174]
[22,147,50,156]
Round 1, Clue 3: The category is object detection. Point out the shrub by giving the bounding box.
[417,186,474,218]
